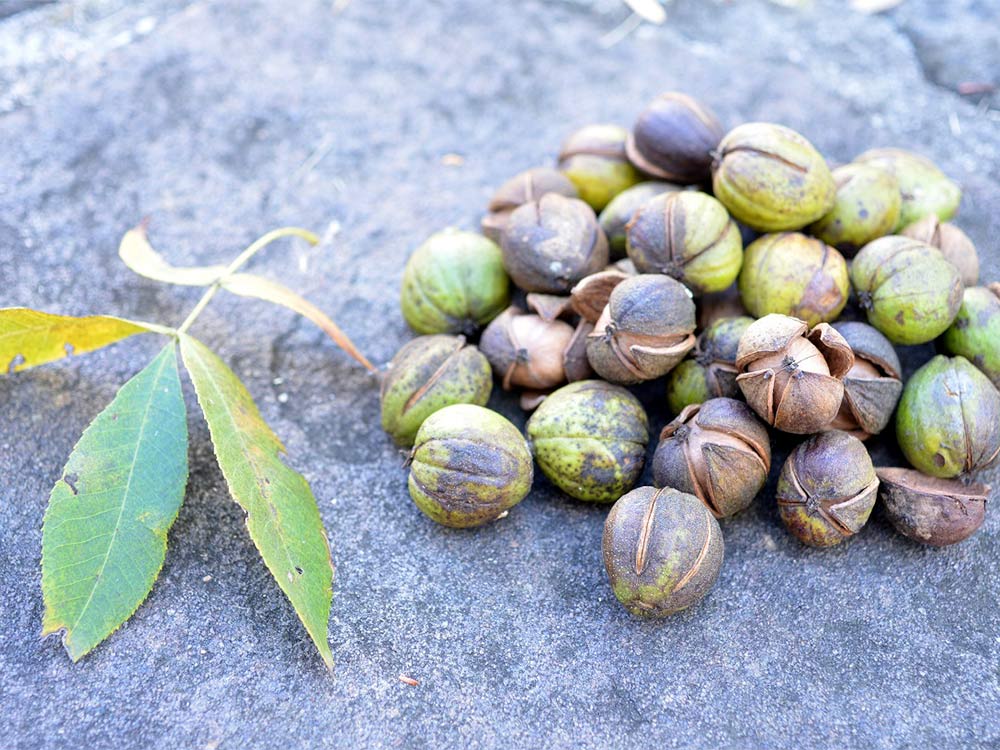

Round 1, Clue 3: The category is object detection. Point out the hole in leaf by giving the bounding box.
[294,566,304,575]
[64,342,75,357]
[7,353,25,373]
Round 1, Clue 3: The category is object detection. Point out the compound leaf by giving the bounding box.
[178,333,334,669]
[0,308,166,374]
[221,272,375,372]
[119,224,228,286]
[41,343,189,660]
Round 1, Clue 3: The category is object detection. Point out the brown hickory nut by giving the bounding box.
[625,92,725,185]
[876,467,990,547]
[500,193,610,293]
[900,214,980,287]
[482,167,579,243]
[569,267,633,323]
[603,486,725,617]
[735,314,854,434]
[776,430,879,547]
[653,398,771,519]
[829,321,903,440]
[479,306,576,391]
[587,274,697,385]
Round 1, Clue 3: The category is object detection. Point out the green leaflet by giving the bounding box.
[41,343,189,660]
[178,334,334,669]
[0,308,169,373]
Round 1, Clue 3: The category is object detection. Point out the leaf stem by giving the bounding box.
[176,228,320,335]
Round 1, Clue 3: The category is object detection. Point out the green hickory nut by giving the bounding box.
[599,181,681,259]
[849,236,962,345]
[625,190,743,295]
[854,148,962,231]
[408,404,533,528]
[738,232,849,326]
[809,163,901,254]
[665,315,753,415]
[896,355,1000,479]
[603,486,724,617]
[380,335,492,447]
[941,284,1000,389]
[526,380,649,503]
[558,124,641,212]
[400,228,511,336]
[776,430,879,548]
[711,122,836,232]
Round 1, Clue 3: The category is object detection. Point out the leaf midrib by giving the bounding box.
[67,347,173,636]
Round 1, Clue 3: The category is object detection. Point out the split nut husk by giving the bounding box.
[712,122,836,232]
[653,398,771,519]
[829,321,903,440]
[850,236,962,345]
[626,92,725,184]
[901,214,979,286]
[558,124,640,211]
[896,355,1000,479]
[666,315,753,415]
[626,190,743,295]
[736,314,853,434]
[570,267,633,323]
[479,306,577,391]
[603,486,724,617]
[876,467,989,547]
[408,404,533,528]
[501,193,609,293]
[738,232,849,326]
[380,334,492,447]
[526,380,649,502]
[400,228,511,335]
[777,430,879,547]
[586,274,696,384]
[941,284,1000,388]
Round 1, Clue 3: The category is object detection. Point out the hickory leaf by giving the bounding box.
[221,273,376,372]
[119,225,229,286]
[178,333,334,669]
[41,343,188,660]
[0,308,168,373]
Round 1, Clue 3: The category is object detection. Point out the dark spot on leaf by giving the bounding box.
[63,473,79,495]
[295,566,304,575]
[895,310,905,325]
[933,453,946,468]
[859,208,869,219]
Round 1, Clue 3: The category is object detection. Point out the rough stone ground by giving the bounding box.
[1,1,999,748]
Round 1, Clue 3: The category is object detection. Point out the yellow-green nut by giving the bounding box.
[526,380,648,502]
[599,181,681,259]
[849,236,962,345]
[941,284,1000,389]
[665,315,753,414]
[380,335,492,447]
[625,191,743,295]
[777,431,879,548]
[711,122,836,232]
[854,148,962,230]
[400,228,511,335]
[603,486,724,617]
[738,232,848,326]
[809,163,901,253]
[558,124,641,212]
[896,355,1000,479]
[408,404,533,528]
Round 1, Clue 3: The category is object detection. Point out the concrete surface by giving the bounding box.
[1,1,999,748]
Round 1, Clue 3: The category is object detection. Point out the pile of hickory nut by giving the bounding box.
[380,91,1000,618]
